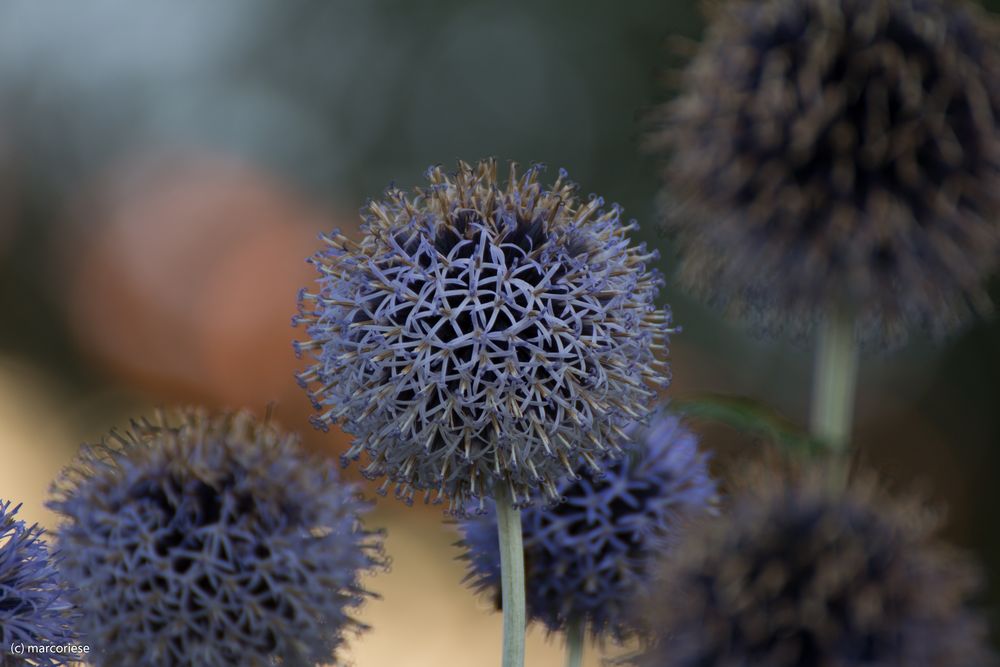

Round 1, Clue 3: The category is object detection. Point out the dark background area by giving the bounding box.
[0,1,997,662]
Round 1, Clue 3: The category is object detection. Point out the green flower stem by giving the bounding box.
[496,485,526,667]
[565,617,584,667]
[809,303,859,469]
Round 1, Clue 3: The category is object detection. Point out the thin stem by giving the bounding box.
[809,303,859,473]
[496,485,526,667]
[565,617,584,667]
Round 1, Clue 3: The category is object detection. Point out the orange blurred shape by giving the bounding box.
[65,150,358,455]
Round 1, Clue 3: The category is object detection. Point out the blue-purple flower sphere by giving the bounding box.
[295,159,674,512]
[635,465,995,667]
[48,408,384,667]
[0,501,77,667]
[457,412,715,640]
[656,0,1000,339]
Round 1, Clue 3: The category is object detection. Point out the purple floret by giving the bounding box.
[456,412,716,641]
[0,501,78,667]
[48,409,385,667]
[295,159,675,513]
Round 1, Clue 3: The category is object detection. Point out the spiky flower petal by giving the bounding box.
[656,0,1000,339]
[634,466,996,667]
[457,413,715,641]
[48,408,384,667]
[0,502,77,667]
[295,159,673,512]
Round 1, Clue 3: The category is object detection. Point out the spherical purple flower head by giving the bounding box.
[48,408,385,667]
[634,465,996,667]
[456,412,716,641]
[655,0,1000,342]
[0,501,77,667]
[295,159,674,513]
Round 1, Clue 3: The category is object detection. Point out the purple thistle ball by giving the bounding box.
[656,0,1000,340]
[634,465,996,667]
[48,408,385,667]
[456,412,716,641]
[0,501,77,667]
[295,159,674,512]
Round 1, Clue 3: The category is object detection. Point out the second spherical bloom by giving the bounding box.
[457,412,716,641]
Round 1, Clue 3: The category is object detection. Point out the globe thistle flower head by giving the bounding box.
[48,408,385,667]
[456,412,716,641]
[635,465,996,667]
[658,0,1000,340]
[0,501,77,667]
[295,159,674,513]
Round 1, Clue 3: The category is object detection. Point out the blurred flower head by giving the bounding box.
[49,408,384,667]
[457,412,716,641]
[295,159,674,512]
[0,501,77,667]
[635,465,995,667]
[657,0,1000,340]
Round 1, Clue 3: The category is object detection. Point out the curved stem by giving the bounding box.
[809,303,859,480]
[565,617,584,667]
[496,485,526,667]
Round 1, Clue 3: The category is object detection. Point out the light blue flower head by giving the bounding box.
[48,408,385,667]
[295,159,675,513]
[0,501,77,667]
[456,412,716,641]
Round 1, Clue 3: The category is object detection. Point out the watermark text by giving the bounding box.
[9,642,91,657]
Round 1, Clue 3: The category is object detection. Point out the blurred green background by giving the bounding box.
[0,1,997,664]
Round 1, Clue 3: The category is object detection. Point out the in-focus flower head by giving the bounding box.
[295,159,674,513]
[0,501,77,667]
[657,0,1000,340]
[49,408,385,667]
[457,412,716,641]
[635,465,996,667]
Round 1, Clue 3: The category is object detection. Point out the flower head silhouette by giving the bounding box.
[0,501,77,667]
[457,413,715,640]
[657,0,1000,339]
[634,465,995,667]
[296,159,674,512]
[49,408,384,667]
